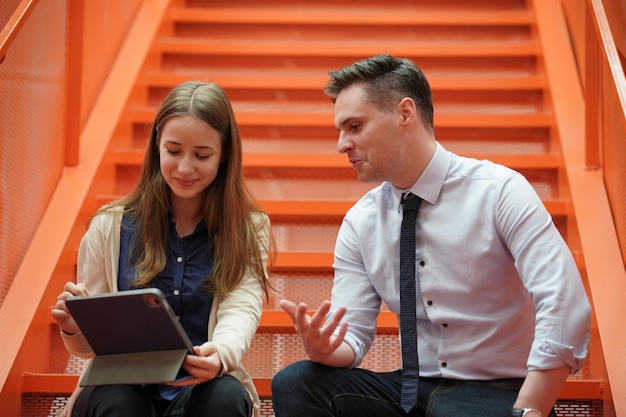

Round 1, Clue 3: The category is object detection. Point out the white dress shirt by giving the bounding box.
[331,142,591,380]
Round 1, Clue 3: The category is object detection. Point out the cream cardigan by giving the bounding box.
[58,206,269,417]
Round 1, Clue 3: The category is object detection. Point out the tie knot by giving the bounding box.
[402,193,420,213]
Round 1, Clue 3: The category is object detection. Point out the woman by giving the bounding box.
[51,81,274,417]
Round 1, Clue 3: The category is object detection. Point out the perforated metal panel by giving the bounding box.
[602,75,626,270]
[0,0,22,29]
[0,0,67,307]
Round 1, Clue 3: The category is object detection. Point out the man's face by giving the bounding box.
[334,84,405,184]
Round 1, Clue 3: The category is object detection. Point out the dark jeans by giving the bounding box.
[271,360,557,417]
[72,375,252,417]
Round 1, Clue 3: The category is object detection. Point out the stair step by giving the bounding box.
[168,7,534,26]
[145,70,546,91]
[63,240,585,275]
[119,128,554,159]
[20,372,603,401]
[159,55,540,78]
[183,0,530,9]
[126,107,553,128]
[109,148,561,171]
[257,309,398,331]
[110,168,562,202]
[157,38,540,58]
[273,252,333,270]
[61,248,336,271]
[95,197,569,219]
[19,373,269,398]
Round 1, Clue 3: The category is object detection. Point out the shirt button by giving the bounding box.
[173,289,180,296]
[442,323,448,328]
[441,362,448,368]
[419,260,425,267]
[427,300,433,306]
[176,256,183,263]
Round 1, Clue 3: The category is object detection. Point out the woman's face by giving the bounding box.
[159,115,223,207]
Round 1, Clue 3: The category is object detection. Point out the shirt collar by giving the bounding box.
[392,141,451,209]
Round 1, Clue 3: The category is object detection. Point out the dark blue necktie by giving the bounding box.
[400,192,421,413]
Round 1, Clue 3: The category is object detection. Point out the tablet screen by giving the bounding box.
[66,288,195,356]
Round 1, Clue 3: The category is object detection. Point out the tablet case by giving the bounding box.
[65,288,194,386]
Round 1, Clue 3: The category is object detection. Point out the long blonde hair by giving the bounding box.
[98,81,274,300]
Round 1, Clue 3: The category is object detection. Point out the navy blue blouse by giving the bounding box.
[118,213,214,399]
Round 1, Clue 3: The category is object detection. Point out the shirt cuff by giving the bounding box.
[527,339,587,374]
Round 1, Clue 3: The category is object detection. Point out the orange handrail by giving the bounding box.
[585,0,626,169]
[0,0,39,65]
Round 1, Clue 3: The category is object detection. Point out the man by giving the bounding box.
[271,54,591,417]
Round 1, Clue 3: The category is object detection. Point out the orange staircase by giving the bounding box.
[0,0,616,415]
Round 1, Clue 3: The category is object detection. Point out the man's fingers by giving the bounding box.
[328,321,348,352]
[280,299,348,355]
[294,302,314,333]
[319,306,346,338]
[279,300,313,335]
[279,299,299,322]
[308,300,331,328]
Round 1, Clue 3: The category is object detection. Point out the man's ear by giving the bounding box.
[398,97,416,125]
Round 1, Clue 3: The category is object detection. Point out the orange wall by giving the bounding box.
[0,1,148,413]
[0,0,23,30]
[0,0,68,307]
[562,0,587,90]
[0,0,144,307]
[81,0,143,128]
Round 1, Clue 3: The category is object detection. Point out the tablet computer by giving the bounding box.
[65,287,195,386]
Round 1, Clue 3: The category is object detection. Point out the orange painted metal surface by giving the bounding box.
[0,0,39,63]
[586,0,626,278]
[2,0,625,415]
[64,0,83,167]
[534,0,626,415]
[79,0,144,129]
[0,0,67,383]
[0,0,65,306]
[0,0,170,414]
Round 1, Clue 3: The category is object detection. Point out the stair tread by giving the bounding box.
[169,7,535,26]
[109,146,562,170]
[126,106,553,128]
[91,197,568,219]
[145,70,546,90]
[20,372,603,400]
[157,38,540,57]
